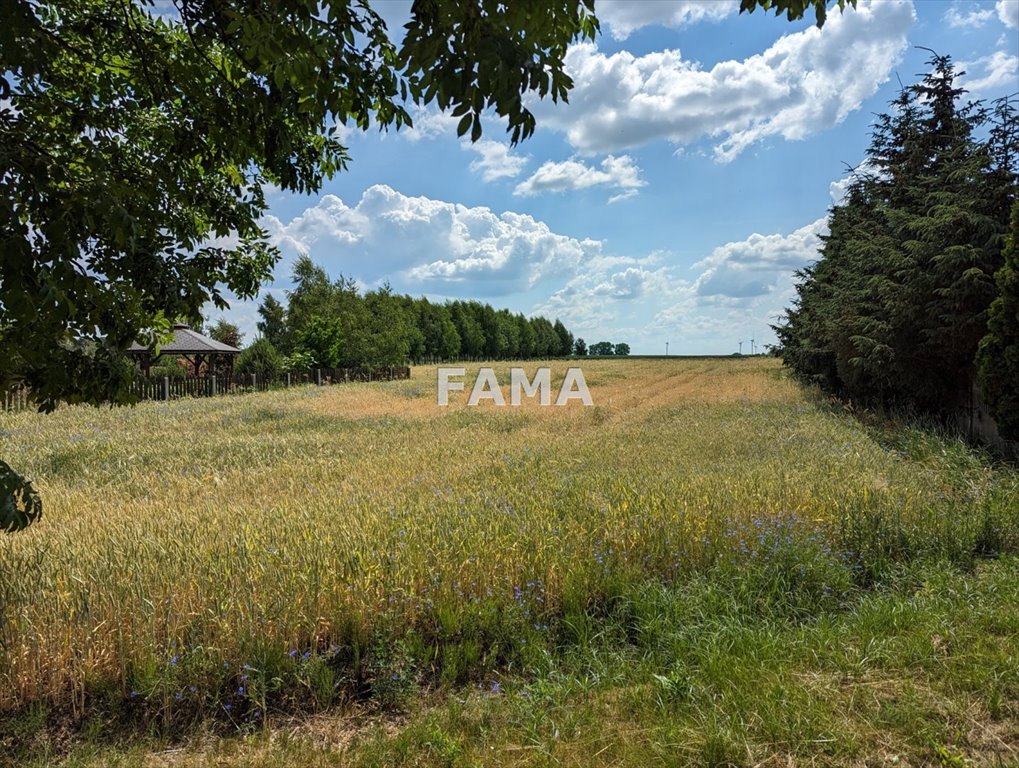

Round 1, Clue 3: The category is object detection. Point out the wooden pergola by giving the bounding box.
[127,323,240,378]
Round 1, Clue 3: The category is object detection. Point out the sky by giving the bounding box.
[217,0,1019,355]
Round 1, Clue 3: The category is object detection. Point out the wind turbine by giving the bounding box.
[750,338,756,355]
[738,339,744,355]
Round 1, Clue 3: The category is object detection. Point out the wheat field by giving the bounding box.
[0,358,1015,732]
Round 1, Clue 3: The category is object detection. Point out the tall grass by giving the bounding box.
[0,358,1015,728]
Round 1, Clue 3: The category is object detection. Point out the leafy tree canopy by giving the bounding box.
[207,319,243,349]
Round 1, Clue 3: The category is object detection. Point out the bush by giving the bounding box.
[237,338,283,379]
[283,349,316,372]
[150,360,188,379]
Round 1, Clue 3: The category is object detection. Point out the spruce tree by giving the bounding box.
[978,200,1019,440]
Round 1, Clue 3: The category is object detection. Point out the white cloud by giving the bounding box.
[513,154,647,201]
[944,3,995,28]
[534,261,680,332]
[961,50,1019,94]
[262,185,603,296]
[998,0,1019,28]
[530,218,821,349]
[532,0,915,162]
[829,175,854,206]
[400,105,458,142]
[692,219,827,299]
[463,140,528,182]
[597,0,738,40]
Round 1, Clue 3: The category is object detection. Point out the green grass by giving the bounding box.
[1,358,1017,766]
[5,558,1017,766]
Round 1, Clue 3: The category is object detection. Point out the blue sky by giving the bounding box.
[219,0,1019,355]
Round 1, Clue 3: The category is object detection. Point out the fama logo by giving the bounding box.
[437,367,593,406]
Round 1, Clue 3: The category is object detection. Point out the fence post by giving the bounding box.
[251,373,257,389]
[211,375,217,396]
[162,376,170,401]
[286,372,291,388]
[316,368,322,386]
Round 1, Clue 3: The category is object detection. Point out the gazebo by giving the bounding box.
[127,323,240,378]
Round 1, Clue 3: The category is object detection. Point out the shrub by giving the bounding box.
[236,338,283,379]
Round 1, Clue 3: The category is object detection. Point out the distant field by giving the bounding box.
[1,358,1017,766]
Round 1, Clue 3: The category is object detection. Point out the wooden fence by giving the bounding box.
[1,366,410,412]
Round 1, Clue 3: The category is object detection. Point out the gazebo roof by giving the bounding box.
[127,324,240,356]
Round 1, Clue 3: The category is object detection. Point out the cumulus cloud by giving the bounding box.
[262,185,603,296]
[534,261,679,331]
[961,50,1019,94]
[597,0,737,40]
[463,140,528,182]
[530,220,818,350]
[513,155,647,201]
[998,0,1019,28]
[532,0,915,162]
[693,219,827,299]
[944,3,995,28]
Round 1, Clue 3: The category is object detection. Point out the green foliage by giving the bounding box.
[553,319,575,356]
[236,338,284,379]
[614,343,631,356]
[273,257,578,365]
[979,200,1019,440]
[589,341,616,356]
[776,56,1018,425]
[149,361,188,380]
[362,285,414,367]
[739,0,855,27]
[256,295,289,354]
[283,350,316,373]
[296,316,345,369]
[417,300,461,361]
[207,319,243,349]
[0,460,42,533]
[573,338,588,356]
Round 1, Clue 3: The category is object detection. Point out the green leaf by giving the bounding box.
[0,460,42,533]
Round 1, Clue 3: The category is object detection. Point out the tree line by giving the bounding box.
[774,54,1018,440]
[204,256,589,377]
